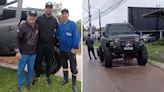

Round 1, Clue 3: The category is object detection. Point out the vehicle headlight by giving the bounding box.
[114,38,120,43]
[108,38,113,41]
[135,37,140,42]
[110,41,114,46]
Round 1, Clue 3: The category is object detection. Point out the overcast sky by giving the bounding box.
[8,0,82,21]
[83,0,164,28]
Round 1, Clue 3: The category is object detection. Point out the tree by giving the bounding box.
[76,20,81,37]
[52,2,62,16]
[51,2,62,23]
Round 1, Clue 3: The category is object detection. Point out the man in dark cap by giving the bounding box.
[32,1,58,85]
[56,8,80,92]
[14,9,39,92]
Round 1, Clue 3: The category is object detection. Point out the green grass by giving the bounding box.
[94,40,101,47]
[146,43,164,63]
[146,43,164,53]
[0,67,81,92]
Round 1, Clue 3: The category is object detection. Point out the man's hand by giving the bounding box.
[71,49,76,54]
[16,52,22,59]
[20,20,26,25]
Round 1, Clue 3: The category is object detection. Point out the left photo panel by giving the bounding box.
[0,0,82,92]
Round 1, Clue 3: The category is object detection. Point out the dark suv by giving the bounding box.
[97,23,148,68]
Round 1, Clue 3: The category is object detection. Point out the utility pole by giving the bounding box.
[99,9,102,31]
[88,0,92,34]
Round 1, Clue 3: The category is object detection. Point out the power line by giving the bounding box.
[84,0,127,26]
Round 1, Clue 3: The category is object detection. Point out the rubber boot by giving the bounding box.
[61,71,68,85]
[72,75,78,92]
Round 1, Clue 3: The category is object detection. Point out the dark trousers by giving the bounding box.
[87,47,96,59]
[60,52,78,75]
[35,43,54,78]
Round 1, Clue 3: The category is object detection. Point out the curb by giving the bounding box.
[148,59,164,69]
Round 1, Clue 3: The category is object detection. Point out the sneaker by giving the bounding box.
[17,87,22,92]
[61,80,68,85]
[26,83,30,91]
[32,77,40,85]
[47,78,52,85]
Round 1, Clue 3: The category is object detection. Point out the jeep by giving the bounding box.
[97,23,148,68]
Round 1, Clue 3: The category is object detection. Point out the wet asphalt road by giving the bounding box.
[83,46,164,92]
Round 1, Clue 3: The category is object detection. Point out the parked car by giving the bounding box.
[141,34,158,42]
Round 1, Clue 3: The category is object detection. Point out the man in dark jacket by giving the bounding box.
[86,34,97,60]
[32,2,58,85]
[14,10,38,92]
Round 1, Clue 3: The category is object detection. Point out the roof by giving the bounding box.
[143,9,164,18]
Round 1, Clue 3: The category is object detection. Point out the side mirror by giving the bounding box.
[0,0,7,5]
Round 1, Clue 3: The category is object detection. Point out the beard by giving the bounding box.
[46,10,52,15]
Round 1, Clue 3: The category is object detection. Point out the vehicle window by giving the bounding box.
[0,0,7,5]
[107,24,135,35]
[0,0,18,21]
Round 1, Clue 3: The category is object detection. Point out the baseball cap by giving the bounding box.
[45,2,53,8]
[61,8,69,14]
[28,9,37,16]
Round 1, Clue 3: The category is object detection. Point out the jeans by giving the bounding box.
[17,54,36,87]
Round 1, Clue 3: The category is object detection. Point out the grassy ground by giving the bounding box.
[146,43,164,63]
[94,40,101,47]
[0,67,81,92]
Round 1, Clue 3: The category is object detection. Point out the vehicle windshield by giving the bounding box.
[109,32,134,36]
[107,24,135,36]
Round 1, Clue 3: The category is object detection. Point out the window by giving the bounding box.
[0,0,18,20]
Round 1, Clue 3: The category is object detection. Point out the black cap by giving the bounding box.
[45,2,53,8]
[61,8,69,13]
[28,9,37,16]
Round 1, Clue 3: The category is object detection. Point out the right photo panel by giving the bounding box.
[83,0,164,92]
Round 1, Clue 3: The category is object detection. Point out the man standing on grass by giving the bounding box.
[55,8,80,92]
[14,10,38,92]
[32,2,58,85]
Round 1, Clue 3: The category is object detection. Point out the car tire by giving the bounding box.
[41,47,61,74]
[137,46,148,66]
[100,52,104,62]
[97,46,104,62]
[97,48,100,57]
[104,48,112,68]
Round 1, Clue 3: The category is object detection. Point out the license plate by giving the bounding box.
[124,47,133,50]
